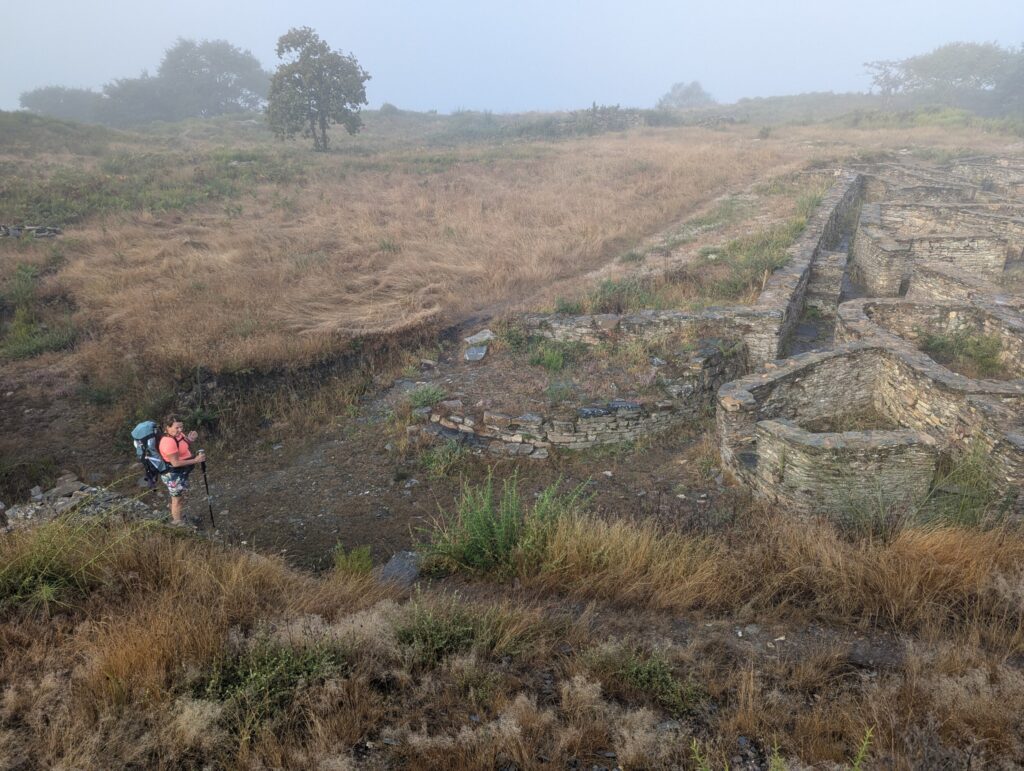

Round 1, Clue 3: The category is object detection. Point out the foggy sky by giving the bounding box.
[2,0,1022,113]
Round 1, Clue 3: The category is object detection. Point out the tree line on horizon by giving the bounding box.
[17,39,1024,146]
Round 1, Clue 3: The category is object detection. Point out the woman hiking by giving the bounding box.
[158,415,207,526]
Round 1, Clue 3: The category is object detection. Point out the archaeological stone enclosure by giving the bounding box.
[414,159,1024,518]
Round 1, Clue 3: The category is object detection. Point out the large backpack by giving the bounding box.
[131,420,170,488]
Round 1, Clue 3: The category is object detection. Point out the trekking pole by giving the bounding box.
[200,460,216,529]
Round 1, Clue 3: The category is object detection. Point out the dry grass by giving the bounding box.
[4,502,1024,768]
[4,120,1011,394]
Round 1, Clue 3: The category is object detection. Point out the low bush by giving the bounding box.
[586,644,700,717]
[199,636,349,743]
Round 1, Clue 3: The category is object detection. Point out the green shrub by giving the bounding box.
[588,277,657,313]
[919,328,1007,379]
[498,323,530,352]
[394,593,545,667]
[408,384,445,408]
[394,596,479,666]
[529,343,564,372]
[587,645,699,717]
[200,637,348,741]
[424,473,586,574]
[554,296,584,315]
[332,544,373,575]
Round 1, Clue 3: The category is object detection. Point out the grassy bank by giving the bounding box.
[3,470,1023,768]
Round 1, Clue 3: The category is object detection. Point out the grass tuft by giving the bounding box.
[408,383,446,408]
[423,473,587,575]
[332,544,373,575]
[919,328,1009,379]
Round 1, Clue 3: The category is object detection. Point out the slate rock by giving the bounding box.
[465,345,488,362]
[464,328,496,345]
[379,551,421,588]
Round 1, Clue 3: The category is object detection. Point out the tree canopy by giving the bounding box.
[866,42,1024,116]
[20,38,269,127]
[657,81,716,110]
[158,38,269,118]
[267,27,370,151]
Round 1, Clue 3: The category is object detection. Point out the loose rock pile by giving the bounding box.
[0,225,62,238]
[1,472,162,533]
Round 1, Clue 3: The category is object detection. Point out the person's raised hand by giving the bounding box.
[187,430,199,442]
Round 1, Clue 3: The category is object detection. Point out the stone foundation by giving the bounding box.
[422,337,747,458]
[851,202,1009,296]
[717,344,1024,516]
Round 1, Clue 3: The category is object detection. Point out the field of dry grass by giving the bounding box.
[2,485,1023,769]
[3,115,1018,400]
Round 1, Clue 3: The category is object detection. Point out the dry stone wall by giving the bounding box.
[851,202,1009,296]
[720,158,1024,518]
[905,261,1024,309]
[416,171,866,457]
[422,337,746,458]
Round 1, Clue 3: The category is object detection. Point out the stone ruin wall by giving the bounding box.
[717,159,1024,518]
[851,202,1010,296]
[905,260,1024,309]
[718,341,1024,515]
[418,172,866,458]
[839,298,1024,376]
[717,346,941,513]
[424,338,747,459]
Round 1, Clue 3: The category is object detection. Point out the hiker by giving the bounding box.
[158,415,206,526]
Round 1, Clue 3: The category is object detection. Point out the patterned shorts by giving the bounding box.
[160,469,191,498]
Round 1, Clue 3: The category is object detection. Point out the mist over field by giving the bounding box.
[3,0,1023,113]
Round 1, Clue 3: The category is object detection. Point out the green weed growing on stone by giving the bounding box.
[919,328,1008,379]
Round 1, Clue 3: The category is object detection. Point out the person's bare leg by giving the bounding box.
[170,495,183,522]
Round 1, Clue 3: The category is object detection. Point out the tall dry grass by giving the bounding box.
[51,129,797,380]
[5,509,1024,768]
[526,508,1024,648]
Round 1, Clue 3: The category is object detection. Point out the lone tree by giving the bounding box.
[268,27,370,151]
[657,81,716,110]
